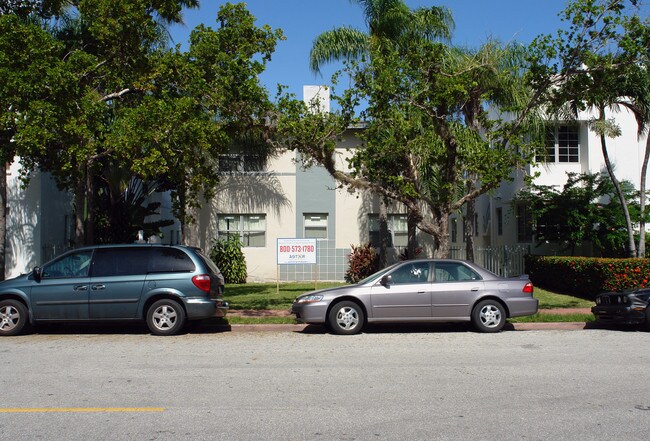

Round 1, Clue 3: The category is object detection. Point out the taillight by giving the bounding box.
[522,282,534,294]
[192,274,211,293]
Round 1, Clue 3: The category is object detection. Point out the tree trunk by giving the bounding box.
[74,179,86,247]
[407,208,418,259]
[464,182,476,262]
[639,133,649,258]
[0,163,6,281]
[432,214,450,258]
[378,199,388,267]
[85,165,95,245]
[598,110,636,257]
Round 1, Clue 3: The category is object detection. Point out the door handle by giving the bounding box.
[73,285,88,291]
[471,287,479,291]
[91,284,106,290]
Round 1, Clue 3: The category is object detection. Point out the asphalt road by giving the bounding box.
[1,327,649,441]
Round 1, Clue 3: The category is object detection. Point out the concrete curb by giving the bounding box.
[203,322,593,333]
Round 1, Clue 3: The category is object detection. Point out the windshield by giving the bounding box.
[356,263,400,285]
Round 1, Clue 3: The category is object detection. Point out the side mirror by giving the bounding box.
[380,275,392,286]
[32,267,42,282]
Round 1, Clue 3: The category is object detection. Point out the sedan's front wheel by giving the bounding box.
[328,301,364,335]
[146,299,186,336]
[472,299,506,333]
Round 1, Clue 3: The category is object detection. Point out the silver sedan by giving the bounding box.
[291,259,538,334]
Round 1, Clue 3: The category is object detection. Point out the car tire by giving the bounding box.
[146,299,186,336]
[0,299,28,336]
[472,299,506,333]
[328,301,364,335]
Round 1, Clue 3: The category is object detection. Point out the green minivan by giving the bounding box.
[0,244,228,336]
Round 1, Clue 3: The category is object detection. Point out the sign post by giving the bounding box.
[277,238,318,293]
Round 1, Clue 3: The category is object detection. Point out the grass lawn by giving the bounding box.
[222,282,596,324]
[224,282,342,311]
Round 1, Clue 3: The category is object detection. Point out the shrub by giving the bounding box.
[345,243,379,283]
[525,255,650,299]
[210,235,248,284]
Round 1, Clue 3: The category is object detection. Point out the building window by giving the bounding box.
[218,214,266,247]
[496,207,503,236]
[473,213,479,237]
[368,214,408,247]
[218,154,266,173]
[516,204,533,242]
[304,213,328,239]
[540,125,579,163]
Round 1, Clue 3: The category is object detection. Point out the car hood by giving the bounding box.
[0,273,30,288]
[297,285,355,300]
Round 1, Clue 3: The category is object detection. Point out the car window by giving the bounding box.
[42,250,93,278]
[91,248,149,277]
[149,248,195,273]
[390,262,430,284]
[195,249,221,276]
[434,262,481,282]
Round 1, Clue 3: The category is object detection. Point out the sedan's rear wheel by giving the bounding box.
[328,301,364,335]
[472,299,506,333]
[0,300,28,336]
[146,299,186,336]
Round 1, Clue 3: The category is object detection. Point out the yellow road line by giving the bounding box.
[0,407,165,413]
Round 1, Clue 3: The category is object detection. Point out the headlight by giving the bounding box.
[296,294,324,303]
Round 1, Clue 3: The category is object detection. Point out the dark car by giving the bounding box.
[592,289,650,329]
[291,259,538,335]
[0,244,228,336]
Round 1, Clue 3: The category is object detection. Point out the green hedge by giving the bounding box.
[524,255,650,299]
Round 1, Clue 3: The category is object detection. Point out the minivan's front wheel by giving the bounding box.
[0,300,28,336]
[146,299,186,336]
[328,301,364,335]
[472,299,506,333]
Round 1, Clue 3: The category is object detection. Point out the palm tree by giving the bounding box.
[309,0,453,261]
[309,0,454,74]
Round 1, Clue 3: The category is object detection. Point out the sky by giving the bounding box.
[168,0,647,100]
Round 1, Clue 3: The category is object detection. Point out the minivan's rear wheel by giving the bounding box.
[0,300,28,336]
[471,299,506,333]
[146,299,186,336]
[328,301,364,335]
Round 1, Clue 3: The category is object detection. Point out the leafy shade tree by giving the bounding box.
[2,2,283,250]
[309,0,454,262]
[309,0,454,74]
[528,0,650,257]
[0,14,74,278]
[278,36,543,258]
[514,172,642,257]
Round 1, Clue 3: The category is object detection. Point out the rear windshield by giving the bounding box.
[195,250,221,276]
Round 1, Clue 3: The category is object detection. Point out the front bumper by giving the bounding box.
[591,305,647,325]
[291,301,328,324]
[185,298,229,319]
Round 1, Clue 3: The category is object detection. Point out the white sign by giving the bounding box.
[277,238,317,265]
